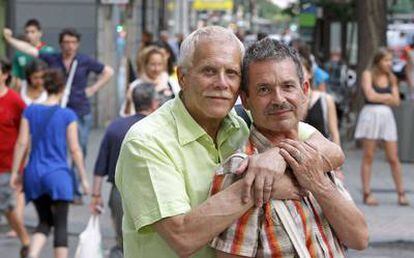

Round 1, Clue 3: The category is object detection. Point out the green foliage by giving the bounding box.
[257,0,282,20]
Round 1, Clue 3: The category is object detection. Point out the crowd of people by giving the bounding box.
[0,18,412,258]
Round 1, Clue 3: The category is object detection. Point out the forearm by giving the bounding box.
[306,131,344,171]
[92,175,104,196]
[312,178,368,250]
[154,180,254,258]
[366,92,393,105]
[71,147,87,180]
[6,37,38,57]
[11,142,28,176]
[89,66,113,94]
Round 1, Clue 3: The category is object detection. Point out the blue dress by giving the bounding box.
[23,104,77,202]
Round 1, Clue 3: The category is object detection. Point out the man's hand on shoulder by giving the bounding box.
[271,170,305,201]
[279,139,331,194]
[239,148,286,207]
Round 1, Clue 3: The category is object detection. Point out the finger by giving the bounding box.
[278,141,302,160]
[302,141,318,156]
[254,175,265,207]
[235,158,249,175]
[304,141,319,152]
[262,176,274,204]
[242,167,255,203]
[279,148,300,171]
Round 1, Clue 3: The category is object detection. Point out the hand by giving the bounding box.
[3,28,13,40]
[89,195,103,215]
[241,148,286,207]
[85,87,96,97]
[278,139,330,194]
[81,179,90,195]
[271,171,307,201]
[9,173,22,191]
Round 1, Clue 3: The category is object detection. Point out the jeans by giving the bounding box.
[72,113,93,198]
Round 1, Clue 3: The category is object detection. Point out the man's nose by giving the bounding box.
[214,71,229,89]
[271,87,285,103]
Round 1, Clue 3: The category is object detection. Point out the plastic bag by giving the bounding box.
[74,215,104,258]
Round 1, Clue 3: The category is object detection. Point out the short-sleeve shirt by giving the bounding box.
[12,42,54,79]
[23,104,77,201]
[94,113,146,183]
[115,96,250,258]
[209,126,351,258]
[39,52,105,116]
[0,89,26,173]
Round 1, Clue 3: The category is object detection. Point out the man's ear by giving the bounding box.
[302,80,310,100]
[177,67,186,91]
[151,99,160,111]
[240,90,250,110]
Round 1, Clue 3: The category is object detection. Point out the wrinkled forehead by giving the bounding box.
[249,58,299,82]
[192,39,242,66]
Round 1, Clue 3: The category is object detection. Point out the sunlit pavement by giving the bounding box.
[1,129,413,258]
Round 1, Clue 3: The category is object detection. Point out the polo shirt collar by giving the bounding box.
[171,96,241,146]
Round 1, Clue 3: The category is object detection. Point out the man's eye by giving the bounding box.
[283,84,295,90]
[258,86,270,94]
[227,70,240,77]
[203,68,215,75]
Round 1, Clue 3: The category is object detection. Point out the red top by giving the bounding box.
[0,88,26,173]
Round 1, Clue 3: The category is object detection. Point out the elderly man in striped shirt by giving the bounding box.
[209,38,368,258]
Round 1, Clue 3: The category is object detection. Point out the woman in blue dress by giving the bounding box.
[10,69,90,258]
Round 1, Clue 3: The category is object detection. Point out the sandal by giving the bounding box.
[363,192,379,206]
[20,245,29,258]
[398,192,410,206]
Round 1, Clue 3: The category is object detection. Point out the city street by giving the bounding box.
[1,129,413,258]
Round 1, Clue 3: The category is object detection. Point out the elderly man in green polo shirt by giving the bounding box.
[115,26,344,258]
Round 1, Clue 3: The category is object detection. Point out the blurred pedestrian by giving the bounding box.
[90,82,159,258]
[156,30,177,75]
[354,47,409,206]
[21,59,48,105]
[138,30,153,52]
[5,59,48,240]
[0,58,31,258]
[11,19,54,90]
[120,46,176,116]
[4,27,113,203]
[10,69,90,258]
[324,48,348,128]
[302,56,341,146]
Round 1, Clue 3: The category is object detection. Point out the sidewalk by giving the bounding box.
[1,129,413,258]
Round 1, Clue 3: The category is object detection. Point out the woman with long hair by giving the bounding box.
[354,47,409,206]
[10,69,90,258]
[121,46,177,116]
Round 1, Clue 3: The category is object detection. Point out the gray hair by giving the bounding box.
[241,37,304,93]
[177,26,245,72]
[132,82,157,112]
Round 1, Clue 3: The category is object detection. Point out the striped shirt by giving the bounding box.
[209,127,351,258]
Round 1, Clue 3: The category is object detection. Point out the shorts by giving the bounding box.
[0,173,15,214]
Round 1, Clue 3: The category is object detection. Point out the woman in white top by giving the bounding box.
[121,46,177,117]
[21,59,48,105]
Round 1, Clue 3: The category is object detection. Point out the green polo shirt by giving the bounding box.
[12,43,54,79]
[115,96,317,258]
[115,96,249,258]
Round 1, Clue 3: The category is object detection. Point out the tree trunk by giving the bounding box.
[353,0,387,110]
